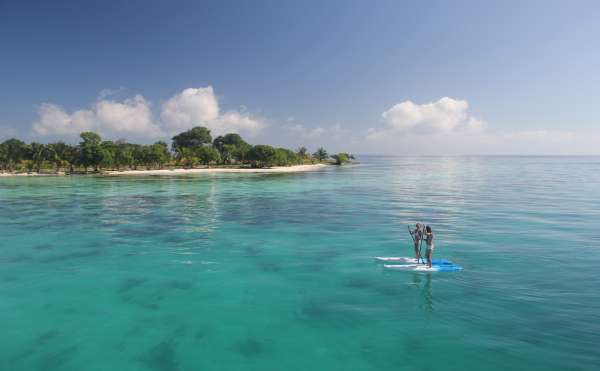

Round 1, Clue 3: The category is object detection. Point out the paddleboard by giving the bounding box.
[383,264,463,272]
[375,257,452,265]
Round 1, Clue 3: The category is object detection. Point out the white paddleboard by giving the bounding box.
[375,257,452,265]
[383,264,463,272]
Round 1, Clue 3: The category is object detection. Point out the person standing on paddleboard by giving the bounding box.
[409,223,424,261]
[425,225,434,268]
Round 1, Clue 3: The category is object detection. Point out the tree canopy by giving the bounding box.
[0,126,343,173]
[171,126,212,151]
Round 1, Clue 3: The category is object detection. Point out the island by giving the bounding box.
[0,126,354,176]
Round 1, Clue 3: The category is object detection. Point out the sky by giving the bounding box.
[1,0,599,155]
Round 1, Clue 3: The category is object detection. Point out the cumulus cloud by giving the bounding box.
[160,86,264,136]
[160,87,220,131]
[216,111,265,136]
[33,104,96,136]
[360,96,597,154]
[32,86,266,141]
[370,97,484,138]
[33,95,161,139]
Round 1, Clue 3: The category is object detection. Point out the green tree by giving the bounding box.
[0,138,27,171]
[114,140,134,170]
[248,145,276,168]
[229,142,252,164]
[274,148,300,166]
[131,144,146,170]
[63,145,79,173]
[80,132,102,145]
[100,141,116,170]
[312,147,328,162]
[79,132,106,172]
[146,141,171,169]
[175,146,197,168]
[47,142,69,172]
[213,133,249,164]
[29,142,47,173]
[0,142,7,171]
[331,153,350,165]
[196,145,220,166]
[296,146,308,157]
[172,127,212,152]
[213,133,246,163]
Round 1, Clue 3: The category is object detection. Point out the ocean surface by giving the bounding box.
[1,156,599,371]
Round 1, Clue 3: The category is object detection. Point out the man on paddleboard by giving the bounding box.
[409,223,425,261]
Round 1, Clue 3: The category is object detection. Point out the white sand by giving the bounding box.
[0,172,65,177]
[104,163,329,176]
[0,164,329,177]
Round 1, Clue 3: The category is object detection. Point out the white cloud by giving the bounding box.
[160,86,264,137]
[160,87,220,131]
[33,103,96,136]
[96,95,161,136]
[358,97,600,155]
[371,97,484,138]
[216,111,265,136]
[33,95,161,139]
[32,86,266,141]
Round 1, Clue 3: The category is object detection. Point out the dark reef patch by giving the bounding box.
[40,249,102,263]
[140,341,179,371]
[298,298,366,328]
[39,345,79,371]
[256,261,282,273]
[35,330,60,345]
[163,280,193,290]
[235,338,262,357]
[9,254,33,263]
[118,278,146,293]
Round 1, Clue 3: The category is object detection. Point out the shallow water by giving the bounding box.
[1,156,599,371]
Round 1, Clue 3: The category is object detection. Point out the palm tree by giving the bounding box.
[312,147,328,162]
[29,142,46,173]
[47,142,69,172]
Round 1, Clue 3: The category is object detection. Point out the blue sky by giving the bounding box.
[1,0,599,154]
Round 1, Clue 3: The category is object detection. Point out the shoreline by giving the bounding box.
[0,164,329,177]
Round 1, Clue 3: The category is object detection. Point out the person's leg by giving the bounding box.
[426,248,432,268]
[414,241,420,260]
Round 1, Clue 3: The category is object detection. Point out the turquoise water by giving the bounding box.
[1,156,599,371]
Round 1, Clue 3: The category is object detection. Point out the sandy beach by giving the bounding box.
[0,164,329,177]
[0,172,66,177]
[105,163,328,175]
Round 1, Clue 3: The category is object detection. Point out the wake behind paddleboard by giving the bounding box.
[384,264,463,272]
[375,257,452,265]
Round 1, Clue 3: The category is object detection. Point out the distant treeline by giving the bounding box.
[0,126,353,173]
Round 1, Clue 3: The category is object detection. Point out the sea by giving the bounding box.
[1,156,599,371]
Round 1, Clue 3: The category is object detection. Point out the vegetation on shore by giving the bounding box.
[0,127,354,174]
